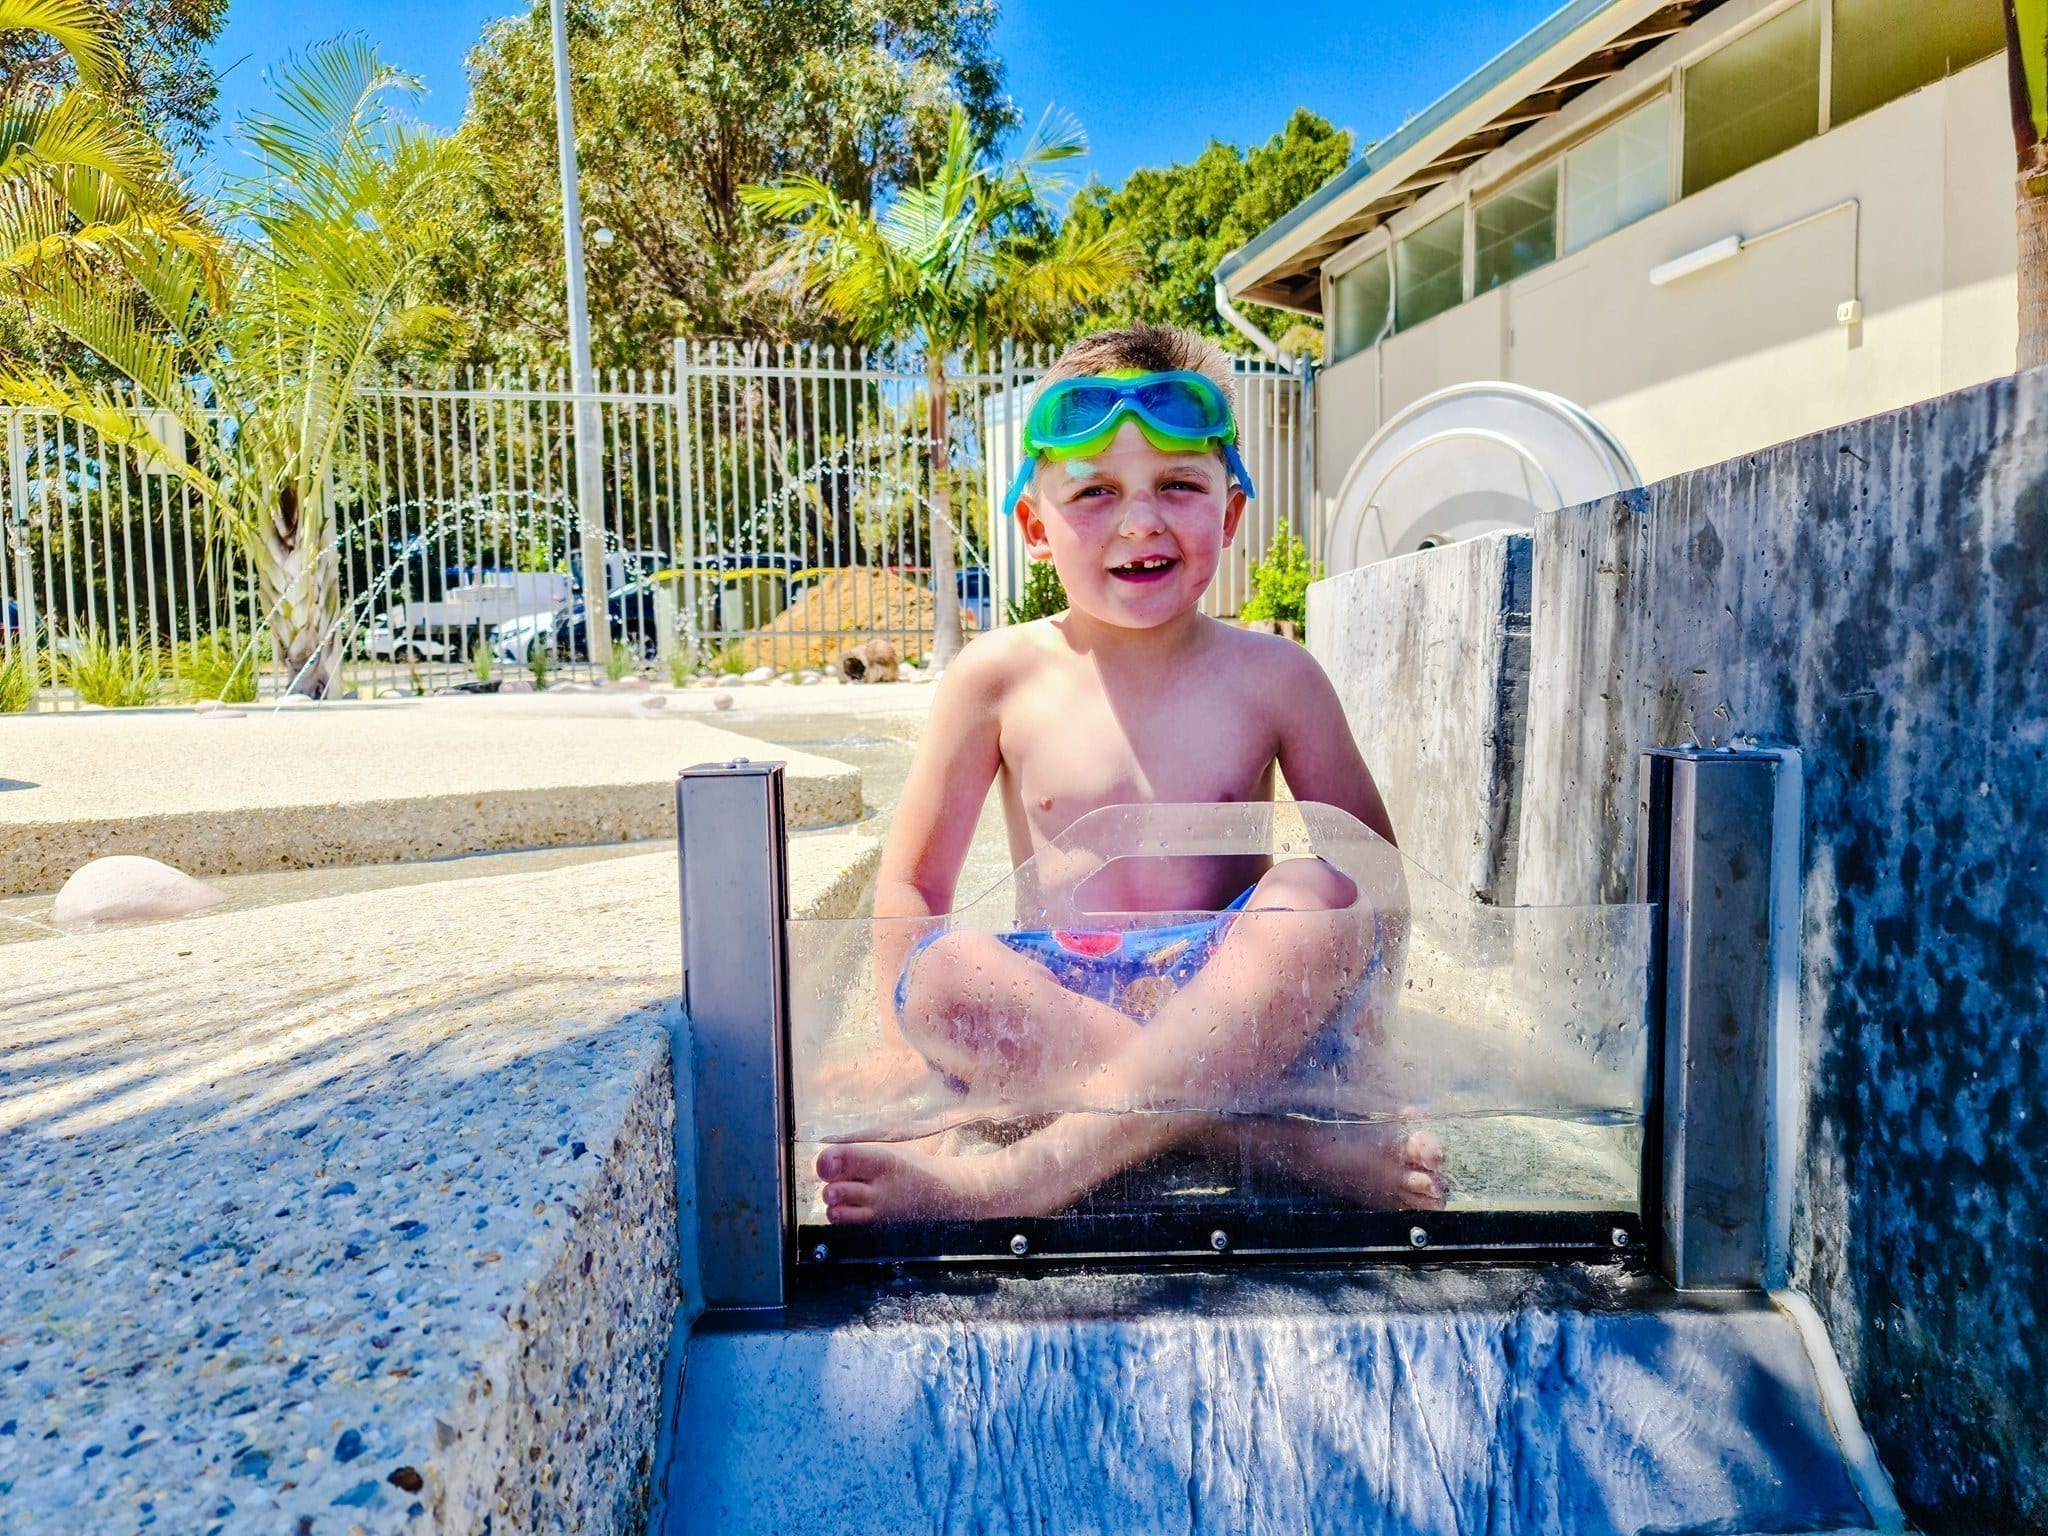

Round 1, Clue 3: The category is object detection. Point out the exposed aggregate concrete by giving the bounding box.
[0,833,878,1534]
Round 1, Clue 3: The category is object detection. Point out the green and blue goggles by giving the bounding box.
[1004,370,1256,513]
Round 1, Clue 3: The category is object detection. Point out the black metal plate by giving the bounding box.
[799,1206,1644,1271]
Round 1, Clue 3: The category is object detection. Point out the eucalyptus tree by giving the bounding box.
[0,39,470,696]
[447,0,1011,370]
[745,106,1137,668]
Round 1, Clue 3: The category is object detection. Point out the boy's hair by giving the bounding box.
[1038,323,1237,411]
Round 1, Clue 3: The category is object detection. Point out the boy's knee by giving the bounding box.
[1250,856,1356,913]
[900,929,1005,1039]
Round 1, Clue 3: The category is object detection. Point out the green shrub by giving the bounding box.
[604,640,636,681]
[471,644,493,685]
[666,648,692,687]
[171,629,259,703]
[64,630,160,707]
[0,644,36,712]
[1239,526,1321,636]
[1004,560,1068,624]
[713,645,748,676]
[526,640,551,691]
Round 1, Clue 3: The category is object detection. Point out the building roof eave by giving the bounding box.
[1217,0,1706,313]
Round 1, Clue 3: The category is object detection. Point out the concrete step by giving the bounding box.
[0,701,862,894]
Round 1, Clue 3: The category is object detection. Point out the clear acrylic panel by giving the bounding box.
[789,802,1651,1263]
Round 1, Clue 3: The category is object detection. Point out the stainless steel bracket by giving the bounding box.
[1636,746,1803,1290]
[676,759,792,1311]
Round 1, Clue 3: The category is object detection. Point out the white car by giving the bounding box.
[360,621,454,663]
[491,607,560,666]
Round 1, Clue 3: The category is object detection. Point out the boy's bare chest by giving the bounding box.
[999,675,1276,823]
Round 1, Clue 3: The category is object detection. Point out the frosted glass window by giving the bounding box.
[1831,0,2004,127]
[1682,0,1822,196]
[1563,97,1671,254]
[1474,167,1558,292]
[1395,207,1465,331]
[1330,248,1392,361]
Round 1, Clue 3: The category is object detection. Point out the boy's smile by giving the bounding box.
[1018,422,1246,629]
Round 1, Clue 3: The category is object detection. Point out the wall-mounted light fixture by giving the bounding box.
[1648,234,1743,287]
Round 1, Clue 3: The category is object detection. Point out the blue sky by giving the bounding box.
[206,1,1564,188]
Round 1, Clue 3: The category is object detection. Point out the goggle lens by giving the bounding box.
[1131,378,1227,434]
[1042,384,1129,439]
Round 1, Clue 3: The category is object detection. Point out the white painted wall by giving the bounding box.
[1316,55,2016,528]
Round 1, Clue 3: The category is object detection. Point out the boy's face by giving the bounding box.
[1016,421,1247,631]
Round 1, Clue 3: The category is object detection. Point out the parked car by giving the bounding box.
[957,566,992,630]
[494,581,660,666]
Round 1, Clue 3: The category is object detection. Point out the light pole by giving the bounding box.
[548,0,612,667]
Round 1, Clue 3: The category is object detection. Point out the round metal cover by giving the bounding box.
[1326,382,1639,574]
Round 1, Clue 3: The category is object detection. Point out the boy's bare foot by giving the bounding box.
[1234,1117,1447,1211]
[818,1140,1029,1224]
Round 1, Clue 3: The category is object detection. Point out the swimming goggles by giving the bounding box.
[1004,370,1257,513]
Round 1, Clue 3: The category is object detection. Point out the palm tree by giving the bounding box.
[745,106,1137,670]
[2007,2,2048,367]
[0,38,469,695]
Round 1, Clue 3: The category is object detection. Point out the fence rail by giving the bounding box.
[0,345,1310,707]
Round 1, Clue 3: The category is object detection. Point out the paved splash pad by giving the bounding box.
[0,699,862,896]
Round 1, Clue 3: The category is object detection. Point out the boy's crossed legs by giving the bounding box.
[818,859,1446,1224]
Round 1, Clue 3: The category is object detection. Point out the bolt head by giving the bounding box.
[1611,1227,1630,1250]
[811,1243,829,1264]
[1209,1229,1229,1252]
[1009,1233,1029,1257]
[1408,1225,1429,1249]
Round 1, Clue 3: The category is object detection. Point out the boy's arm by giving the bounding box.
[1266,644,1397,847]
[870,639,1007,1024]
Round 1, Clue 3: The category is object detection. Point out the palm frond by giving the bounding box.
[0,0,121,94]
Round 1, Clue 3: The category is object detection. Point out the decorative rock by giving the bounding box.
[193,699,222,715]
[277,693,316,707]
[839,639,900,683]
[499,678,534,693]
[741,666,776,684]
[201,707,247,720]
[607,675,651,690]
[688,676,719,689]
[51,855,228,927]
[711,691,734,710]
[638,694,667,710]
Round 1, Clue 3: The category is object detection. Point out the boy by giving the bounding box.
[818,323,1445,1223]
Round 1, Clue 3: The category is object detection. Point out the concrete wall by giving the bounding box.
[1307,532,1531,900]
[1315,52,2015,549]
[1327,370,2045,1528]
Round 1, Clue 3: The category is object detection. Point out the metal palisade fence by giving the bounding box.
[0,344,1311,706]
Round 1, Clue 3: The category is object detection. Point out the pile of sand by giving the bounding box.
[735,567,973,672]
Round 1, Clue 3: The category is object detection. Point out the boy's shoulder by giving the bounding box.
[938,618,1064,702]
[1199,616,1331,691]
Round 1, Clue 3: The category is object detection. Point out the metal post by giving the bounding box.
[677,760,792,1310]
[547,0,612,667]
[1635,746,1802,1290]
